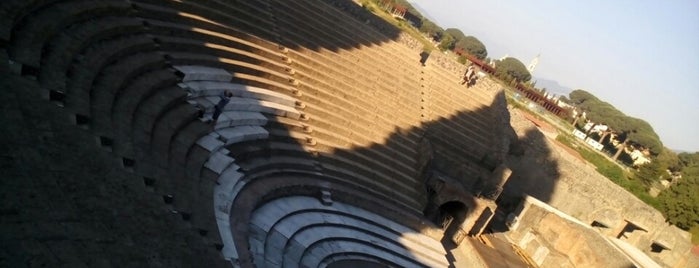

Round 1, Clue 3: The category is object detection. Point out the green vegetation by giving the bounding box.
[690,225,699,245]
[557,133,699,242]
[442,29,487,59]
[569,90,662,156]
[494,57,532,83]
[555,134,661,208]
[657,152,699,232]
[361,0,436,51]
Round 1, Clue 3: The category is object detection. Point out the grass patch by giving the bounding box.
[556,135,662,210]
[360,0,435,51]
[691,225,699,245]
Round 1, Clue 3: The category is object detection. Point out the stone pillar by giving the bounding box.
[482,164,512,200]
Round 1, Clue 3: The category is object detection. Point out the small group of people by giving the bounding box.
[460,64,479,88]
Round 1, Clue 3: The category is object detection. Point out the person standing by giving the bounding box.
[462,65,475,85]
[211,90,233,124]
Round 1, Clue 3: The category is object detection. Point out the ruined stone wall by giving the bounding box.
[505,107,698,267]
[507,197,636,268]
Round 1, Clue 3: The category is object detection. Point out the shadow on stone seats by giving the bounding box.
[0,0,565,267]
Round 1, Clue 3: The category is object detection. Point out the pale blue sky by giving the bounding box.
[409,0,699,152]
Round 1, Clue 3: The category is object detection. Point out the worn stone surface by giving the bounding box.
[504,107,699,267]
[0,75,226,268]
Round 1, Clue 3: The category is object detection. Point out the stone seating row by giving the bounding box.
[174,69,418,174]
[169,64,424,199]
[219,119,423,212]
[424,97,493,146]
[421,80,494,135]
[6,0,133,67]
[4,0,426,208]
[419,84,495,153]
[0,1,457,266]
[271,0,420,62]
[291,68,423,135]
[1,0,416,87]
[202,139,426,258]
[422,67,497,138]
[248,196,449,268]
[226,171,438,265]
[286,48,423,114]
[39,16,145,92]
[266,0,422,77]
[425,63,497,109]
[133,0,426,131]
[286,0,423,65]
[182,90,313,260]
[270,0,419,83]
[175,67,425,210]
[132,0,278,43]
[282,44,418,102]
[320,0,403,47]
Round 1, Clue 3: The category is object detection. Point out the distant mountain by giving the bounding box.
[533,77,573,97]
[672,149,695,154]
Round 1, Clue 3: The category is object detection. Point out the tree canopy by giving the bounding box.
[494,57,531,82]
[440,28,488,59]
[657,152,699,230]
[569,89,662,154]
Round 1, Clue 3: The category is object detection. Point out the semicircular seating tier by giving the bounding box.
[1,0,513,267]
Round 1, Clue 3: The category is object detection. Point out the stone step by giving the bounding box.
[7,0,132,67]
[183,81,298,107]
[39,16,144,92]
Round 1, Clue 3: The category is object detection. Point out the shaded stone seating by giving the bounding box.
[39,17,145,92]
[248,196,449,268]
[233,145,422,211]
[289,56,423,122]
[259,211,446,258]
[265,3,417,84]
[426,64,496,110]
[63,35,159,112]
[88,53,168,137]
[0,0,49,40]
[175,65,232,82]
[287,56,422,128]
[112,69,182,158]
[7,0,133,67]
[183,81,297,108]
[155,35,289,72]
[132,0,277,42]
[276,0,420,69]
[0,0,531,267]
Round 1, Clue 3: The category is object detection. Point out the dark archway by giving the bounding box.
[434,201,469,244]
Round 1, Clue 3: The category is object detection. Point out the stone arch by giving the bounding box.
[435,201,469,236]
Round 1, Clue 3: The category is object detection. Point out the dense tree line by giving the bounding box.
[371,0,491,60]
[494,57,531,82]
[657,152,699,230]
[568,90,698,233]
[569,90,663,157]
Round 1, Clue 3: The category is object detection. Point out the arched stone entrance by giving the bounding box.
[434,201,469,243]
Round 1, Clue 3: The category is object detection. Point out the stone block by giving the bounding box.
[174,65,232,82]
[203,151,236,175]
[195,134,224,152]
[215,126,268,146]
